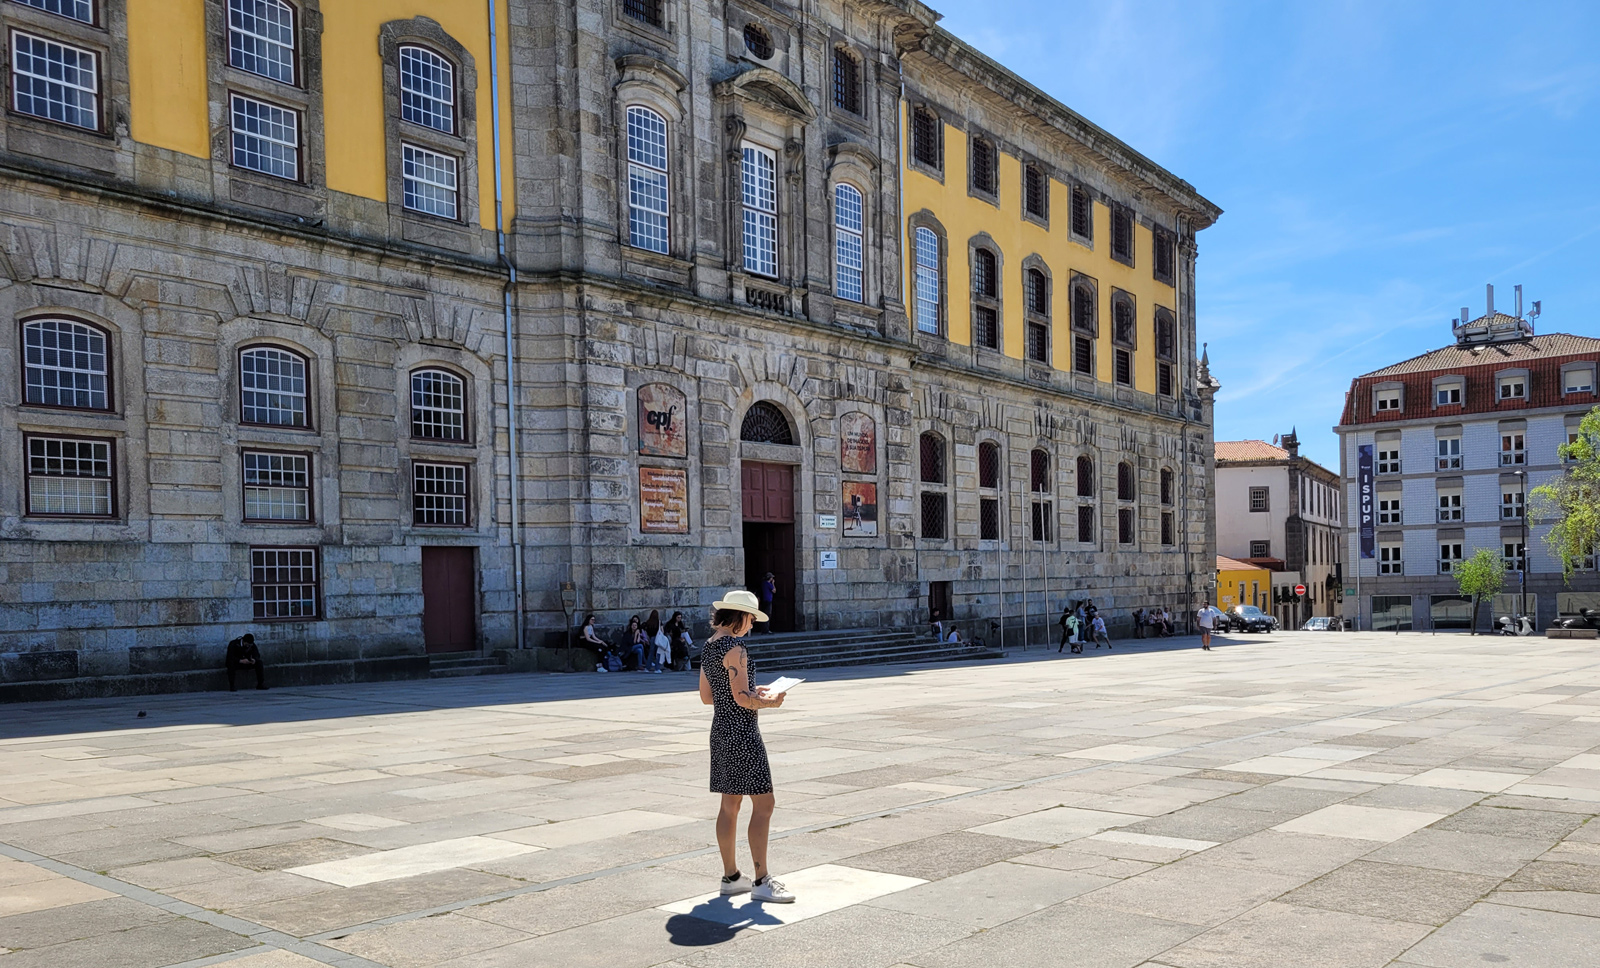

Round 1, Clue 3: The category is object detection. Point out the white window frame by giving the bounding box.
[1501,487,1524,520]
[239,346,308,428]
[1498,375,1526,400]
[412,461,470,526]
[1378,542,1403,575]
[22,318,110,411]
[401,143,459,220]
[1377,496,1401,525]
[1436,435,1461,470]
[913,225,940,335]
[1249,539,1270,558]
[242,450,311,522]
[1375,388,1401,412]
[1504,541,1525,572]
[10,30,99,131]
[1435,381,1462,406]
[409,368,466,440]
[398,45,454,133]
[1500,432,1525,466]
[1437,489,1462,523]
[25,434,114,517]
[228,0,296,84]
[230,93,300,181]
[625,105,670,254]
[1249,486,1269,512]
[1564,366,1595,395]
[740,142,778,278]
[1376,447,1401,475]
[14,0,95,24]
[833,182,864,304]
[1438,542,1463,574]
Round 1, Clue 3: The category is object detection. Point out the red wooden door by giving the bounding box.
[421,547,476,653]
[741,462,794,523]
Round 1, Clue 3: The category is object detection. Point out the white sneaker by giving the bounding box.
[719,872,752,896]
[750,876,795,903]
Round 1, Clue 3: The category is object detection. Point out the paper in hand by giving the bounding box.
[764,676,804,696]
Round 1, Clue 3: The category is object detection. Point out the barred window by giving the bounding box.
[1028,322,1049,364]
[23,318,109,410]
[1027,269,1049,317]
[413,462,469,526]
[1031,449,1050,492]
[832,47,860,114]
[231,94,299,180]
[228,0,296,85]
[970,137,996,195]
[251,546,318,620]
[1032,500,1052,542]
[14,0,94,23]
[919,432,945,484]
[242,451,310,521]
[1249,486,1269,512]
[740,401,793,444]
[1113,296,1135,346]
[914,225,941,334]
[1158,363,1173,397]
[973,248,996,298]
[741,143,778,277]
[911,107,940,169]
[25,435,113,517]
[622,0,663,28]
[1118,462,1134,501]
[1076,455,1094,497]
[972,247,998,350]
[1154,229,1175,282]
[1077,504,1094,543]
[1160,468,1174,505]
[1115,348,1132,386]
[980,497,999,541]
[978,441,1000,489]
[1071,284,1096,333]
[1073,335,1093,376]
[1161,511,1174,545]
[1111,207,1134,262]
[403,143,458,220]
[1024,165,1047,219]
[920,491,947,539]
[627,105,669,254]
[399,46,455,133]
[240,346,308,427]
[10,32,98,130]
[974,306,998,350]
[1118,507,1135,544]
[410,369,466,440]
[1071,184,1091,238]
[742,23,773,59]
[834,183,863,303]
[1155,309,1175,360]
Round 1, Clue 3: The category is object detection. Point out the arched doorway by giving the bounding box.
[740,402,797,632]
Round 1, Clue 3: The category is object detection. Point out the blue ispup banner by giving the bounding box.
[1358,444,1375,559]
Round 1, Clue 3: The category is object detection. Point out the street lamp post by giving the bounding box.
[1516,470,1527,624]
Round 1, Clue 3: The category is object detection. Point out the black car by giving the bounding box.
[1226,605,1275,633]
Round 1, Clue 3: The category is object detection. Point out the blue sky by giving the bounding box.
[930,0,1600,469]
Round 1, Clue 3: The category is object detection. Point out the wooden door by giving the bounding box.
[421,547,476,653]
[741,461,794,523]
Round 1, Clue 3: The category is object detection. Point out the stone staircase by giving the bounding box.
[427,652,510,678]
[700,627,1005,672]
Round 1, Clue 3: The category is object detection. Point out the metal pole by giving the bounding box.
[1019,476,1028,649]
[1520,470,1528,623]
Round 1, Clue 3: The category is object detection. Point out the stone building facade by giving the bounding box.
[0,0,1219,693]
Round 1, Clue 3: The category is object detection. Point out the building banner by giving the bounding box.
[640,467,689,533]
[840,412,877,473]
[1358,443,1375,559]
[637,383,687,457]
[841,481,878,536]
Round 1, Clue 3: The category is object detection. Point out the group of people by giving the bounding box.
[578,610,696,673]
[1131,607,1178,638]
[1058,600,1111,653]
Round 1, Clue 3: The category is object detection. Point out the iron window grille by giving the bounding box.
[911,107,940,169]
[973,248,996,298]
[1112,297,1135,347]
[1073,335,1093,375]
[240,347,308,427]
[1027,321,1049,363]
[975,307,998,350]
[978,442,1000,489]
[402,144,459,219]
[1250,540,1270,558]
[1153,229,1175,282]
[626,106,670,253]
[1076,456,1094,497]
[970,137,996,195]
[1249,486,1269,512]
[742,23,773,59]
[740,143,778,277]
[242,451,310,522]
[413,462,470,526]
[231,94,299,180]
[833,183,863,303]
[1160,469,1173,505]
[919,432,945,484]
[1070,184,1091,238]
[250,546,318,620]
[1111,207,1134,262]
[25,435,113,517]
[622,0,664,29]
[980,497,999,540]
[1023,165,1047,219]
[410,369,466,440]
[740,401,793,444]
[23,318,109,410]
[399,45,454,132]
[10,31,98,130]
[913,226,940,334]
[832,47,860,114]
[972,248,998,349]
[1031,449,1050,493]
[1032,501,1053,542]
[1118,507,1135,544]
[1161,511,1174,546]
[1158,363,1173,397]
[228,0,296,85]
[14,0,94,23]
[1114,349,1132,386]
[921,491,947,539]
[1077,504,1094,543]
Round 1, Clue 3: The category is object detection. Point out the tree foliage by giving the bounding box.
[1454,547,1505,634]
[1529,405,1600,581]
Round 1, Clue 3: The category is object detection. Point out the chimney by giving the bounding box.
[1515,284,1523,318]
[1486,283,1495,316]
[1283,429,1300,459]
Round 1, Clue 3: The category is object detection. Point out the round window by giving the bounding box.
[743,23,774,60]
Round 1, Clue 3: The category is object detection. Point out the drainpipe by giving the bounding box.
[1176,214,1195,632]
[488,0,525,651]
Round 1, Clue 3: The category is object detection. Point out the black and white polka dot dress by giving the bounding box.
[703,635,774,796]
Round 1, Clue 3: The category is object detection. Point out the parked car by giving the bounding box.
[1227,605,1275,633]
[1300,616,1332,631]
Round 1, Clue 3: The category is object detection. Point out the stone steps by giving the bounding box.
[695,628,1005,672]
[427,654,511,678]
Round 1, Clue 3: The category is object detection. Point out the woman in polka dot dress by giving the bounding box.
[698,589,795,903]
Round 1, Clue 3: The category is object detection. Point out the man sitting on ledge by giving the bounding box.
[225,633,267,691]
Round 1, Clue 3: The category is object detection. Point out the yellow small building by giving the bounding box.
[1216,556,1270,611]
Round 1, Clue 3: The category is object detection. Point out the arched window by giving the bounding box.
[229,0,297,85]
[626,105,670,254]
[1159,468,1174,545]
[914,225,941,335]
[239,346,308,427]
[978,440,1000,540]
[740,401,793,444]
[741,144,778,277]
[920,432,945,484]
[1155,307,1176,397]
[23,318,110,411]
[920,431,947,539]
[1071,282,1096,376]
[399,46,455,133]
[832,47,861,114]
[1160,468,1174,505]
[978,441,1000,489]
[1118,461,1134,501]
[1076,456,1094,497]
[411,368,466,440]
[1030,449,1049,493]
[1030,448,1052,542]
[834,183,863,303]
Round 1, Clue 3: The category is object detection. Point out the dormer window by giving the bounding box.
[1565,365,1595,395]
[1499,375,1526,400]
[1435,380,1462,406]
[1375,388,1401,412]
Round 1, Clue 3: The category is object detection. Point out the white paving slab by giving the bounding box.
[1399,769,1525,793]
[1057,743,1178,761]
[1087,830,1219,852]
[493,810,698,848]
[658,864,925,931]
[308,814,408,831]
[1274,805,1446,843]
[285,836,542,887]
[968,806,1144,843]
[1223,755,1351,776]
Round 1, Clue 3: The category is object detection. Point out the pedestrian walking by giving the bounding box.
[1071,602,1086,653]
[1195,602,1223,651]
[1091,613,1111,649]
[1058,605,1073,653]
[699,589,795,904]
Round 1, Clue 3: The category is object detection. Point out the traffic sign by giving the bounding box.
[1293,583,1307,597]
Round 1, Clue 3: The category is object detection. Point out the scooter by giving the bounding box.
[1495,614,1535,636]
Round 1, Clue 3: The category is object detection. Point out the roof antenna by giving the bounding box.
[1486,283,1495,316]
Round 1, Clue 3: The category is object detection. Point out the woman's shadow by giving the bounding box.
[664,895,786,946]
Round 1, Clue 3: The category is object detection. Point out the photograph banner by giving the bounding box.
[640,467,689,533]
[841,481,878,537]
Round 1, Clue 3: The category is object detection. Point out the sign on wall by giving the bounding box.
[840,412,877,474]
[819,551,838,569]
[639,467,689,533]
[1357,444,1375,559]
[638,383,687,458]
[841,481,879,537]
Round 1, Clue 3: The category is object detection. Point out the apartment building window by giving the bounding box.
[1437,488,1462,522]
[1071,281,1095,375]
[240,346,308,427]
[920,431,946,539]
[1031,449,1051,542]
[1379,542,1403,575]
[969,136,997,196]
[242,451,311,522]
[1070,184,1091,240]
[1376,447,1400,474]
[1155,308,1175,397]
[622,0,664,29]
[832,47,860,115]
[1500,432,1525,466]
[913,225,941,335]
[14,0,94,23]
[231,94,299,180]
[1438,542,1463,574]
[228,0,296,85]
[1023,164,1047,220]
[410,368,465,440]
[250,546,318,620]
[1504,541,1525,572]
[1250,540,1270,558]
[399,45,454,132]
[971,247,999,349]
[625,106,669,253]
[740,143,778,277]
[833,183,863,303]
[1110,206,1134,264]
[911,107,941,170]
[413,462,469,526]
[22,318,109,410]
[1375,388,1401,412]
[24,435,113,517]
[1498,374,1525,400]
[402,144,458,219]
[1377,496,1401,525]
[1025,267,1049,362]
[1249,486,1269,512]
[1565,365,1595,395]
[1153,228,1175,285]
[1435,380,1462,406]
[1436,434,1461,470]
[10,31,99,130]
[1501,485,1524,520]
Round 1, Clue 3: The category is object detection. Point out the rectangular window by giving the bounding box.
[23,319,109,410]
[10,31,99,130]
[1500,433,1525,466]
[622,0,663,28]
[1031,500,1052,542]
[1436,383,1462,406]
[1504,542,1525,572]
[1379,542,1403,575]
[1073,335,1093,375]
[920,491,947,539]
[229,0,296,83]
[831,48,860,114]
[1160,511,1173,546]
[626,106,669,254]
[833,183,863,303]
[980,497,999,541]
[1436,436,1461,470]
[970,138,995,195]
[974,306,998,349]
[1566,368,1594,394]
[1501,487,1524,520]
[1375,388,1401,411]
[1499,376,1526,400]
[1249,486,1269,512]
[25,435,113,517]
[1071,185,1091,238]
[1438,542,1463,574]
[1158,362,1173,397]
[1153,230,1175,283]
[1437,490,1462,522]
[1250,539,1269,558]
[912,108,940,169]
[230,94,299,180]
[741,143,778,277]
[1377,496,1401,525]
[413,462,469,526]
[14,0,95,24]
[1376,447,1400,474]
[1077,504,1094,543]
[1118,507,1135,544]
[402,144,459,220]
[242,451,310,521]
[1027,321,1048,363]
[1024,165,1047,219]
[1111,207,1133,262]
[250,546,318,620]
[1114,348,1132,386]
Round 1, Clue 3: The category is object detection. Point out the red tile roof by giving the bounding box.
[1216,555,1261,572]
[1215,440,1290,463]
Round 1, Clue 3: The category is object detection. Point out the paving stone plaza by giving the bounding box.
[2,631,1599,968]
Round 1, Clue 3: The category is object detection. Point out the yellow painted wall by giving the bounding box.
[1216,566,1270,609]
[127,0,209,157]
[902,109,1177,393]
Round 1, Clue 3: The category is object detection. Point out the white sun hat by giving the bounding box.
[712,589,769,622]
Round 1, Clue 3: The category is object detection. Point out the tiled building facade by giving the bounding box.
[0,0,1220,692]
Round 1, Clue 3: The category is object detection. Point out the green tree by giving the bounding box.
[1454,547,1505,635]
[1530,405,1600,580]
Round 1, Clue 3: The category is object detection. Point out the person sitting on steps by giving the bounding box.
[225,633,266,691]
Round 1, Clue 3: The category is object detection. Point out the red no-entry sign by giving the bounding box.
[1293,583,1307,597]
